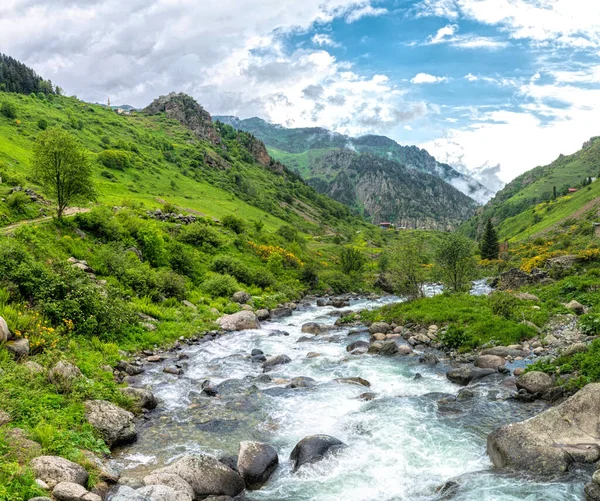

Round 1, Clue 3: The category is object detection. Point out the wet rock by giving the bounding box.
[270,307,292,319]
[306,352,321,359]
[481,347,527,358]
[154,454,245,498]
[268,329,290,337]
[585,481,600,501]
[435,480,460,500]
[237,441,278,490]
[164,367,183,375]
[446,367,496,386]
[80,451,119,485]
[397,345,413,356]
[232,291,252,304]
[488,383,600,475]
[290,435,346,471]
[147,355,164,363]
[48,361,83,388]
[287,377,316,388]
[217,311,260,331]
[516,371,553,394]
[565,300,585,315]
[513,368,525,377]
[262,354,292,371]
[116,360,144,376]
[368,322,391,334]
[377,340,399,356]
[316,298,327,307]
[84,400,136,448]
[53,482,99,501]
[119,387,158,410]
[0,315,12,342]
[357,392,377,401]
[475,355,505,370]
[334,377,371,387]
[137,484,192,501]
[6,338,29,359]
[30,456,89,489]
[218,456,238,472]
[419,353,439,365]
[255,309,270,321]
[108,486,150,501]
[251,354,267,363]
[346,340,369,352]
[331,299,350,308]
[301,322,323,334]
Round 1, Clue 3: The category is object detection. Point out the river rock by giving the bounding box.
[368,322,391,334]
[119,387,158,410]
[217,311,260,331]
[487,383,600,475]
[306,352,321,359]
[334,377,371,387]
[290,435,346,471]
[586,482,600,501]
[116,360,144,376]
[232,291,252,304]
[270,307,292,319]
[84,400,136,448]
[301,323,322,334]
[262,354,292,371]
[48,361,82,388]
[154,454,245,498]
[346,340,369,352]
[516,371,553,394]
[108,486,150,501]
[0,315,12,342]
[562,343,588,357]
[565,300,585,315]
[255,309,270,321]
[237,441,278,490]
[475,355,505,370]
[397,345,413,355]
[0,410,10,426]
[481,347,527,358]
[137,484,192,501]
[53,482,99,501]
[378,340,399,356]
[6,338,29,359]
[446,367,496,386]
[30,456,89,489]
[143,473,195,500]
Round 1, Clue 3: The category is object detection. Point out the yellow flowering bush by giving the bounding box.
[520,250,567,272]
[248,241,303,268]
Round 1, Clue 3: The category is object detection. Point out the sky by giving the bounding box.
[2,0,600,188]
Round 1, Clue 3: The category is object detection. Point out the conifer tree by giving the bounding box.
[480,219,500,260]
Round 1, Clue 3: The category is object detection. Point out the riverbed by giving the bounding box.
[112,295,588,500]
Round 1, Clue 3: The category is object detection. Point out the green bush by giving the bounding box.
[6,191,30,214]
[1,102,17,119]
[340,247,366,274]
[322,271,353,294]
[37,118,48,130]
[488,292,521,319]
[439,325,475,350]
[222,214,246,234]
[156,270,187,300]
[75,206,122,241]
[211,255,252,284]
[580,312,600,336]
[202,273,239,297]
[179,223,223,251]
[97,149,132,170]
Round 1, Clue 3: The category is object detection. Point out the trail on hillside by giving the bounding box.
[1,207,90,233]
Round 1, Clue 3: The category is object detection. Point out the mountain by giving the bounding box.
[213,116,494,204]
[463,137,600,241]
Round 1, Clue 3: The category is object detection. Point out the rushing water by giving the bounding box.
[112,295,587,501]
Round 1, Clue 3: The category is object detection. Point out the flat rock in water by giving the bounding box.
[137,484,192,501]
[446,367,496,386]
[475,355,505,370]
[217,311,260,331]
[143,473,195,500]
[333,377,371,387]
[262,354,292,371]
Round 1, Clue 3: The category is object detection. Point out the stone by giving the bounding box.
[0,410,10,426]
[116,360,144,376]
[80,451,120,484]
[475,355,506,370]
[301,322,323,334]
[181,300,197,310]
[290,435,346,471]
[446,367,496,386]
[237,441,279,490]
[52,482,89,500]
[306,352,321,359]
[147,355,164,363]
[48,361,83,387]
[262,354,292,371]
[487,383,600,475]
[513,368,525,377]
[516,371,553,394]
[5,428,41,462]
[107,486,150,501]
[316,298,327,307]
[163,367,183,375]
[481,347,527,358]
[357,392,377,401]
[368,322,391,334]
[255,309,270,321]
[137,484,193,501]
[377,341,399,356]
[143,473,195,500]
[514,292,540,301]
[565,300,585,315]
[154,454,245,498]
[397,345,413,356]
[29,498,53,501]
[217,311,260,331]
[119,387,158,410]
[24,361,44,373]
[333,377,370,387]
[346,340,369,352]
[562,343,588,357]
[84,400,136,448]
[585,482,600,501]
[30,456,89,489]
[232,291,252,304]
[270,307,293,319]
[0,315,12,342]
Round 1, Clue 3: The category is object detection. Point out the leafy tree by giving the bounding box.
[37,118,48,130]
[480,219,500,260]
[436,233,476,293]
[32,128,95,219]
[339,247,366,275]
[0,101,16,119]
[222,214,246,234]
[389,238,427,300]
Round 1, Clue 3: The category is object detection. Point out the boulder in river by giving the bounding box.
[30,456,89,489]
[446,367,496,386]
[237,441,279,490]
[137,484,192,501]
[333,377,371,387]
[119,387,158,410]
[475,355,505,370]
[217,311,260,331]
[377,340,399,356]
[346,340,369,352]
[368,322,391,334]
[270,307,292,319]
[515,371,553,395]
[487,383,600,475]
[301,322,323,334]
[255,309,270,321]
[290,435,346,471]
[52,482,100,501]
[262,354,292,371]
[84,400,136,448]
[142,473,195,500]
[107,486,150,501]
[154,454,245,498]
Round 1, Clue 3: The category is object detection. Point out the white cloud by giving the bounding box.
[312,33,341,47]
[345,5,388,23]
[411,73,449,84]
[424,23,507,50]
[429,24,457,43]
[464,73,478,81]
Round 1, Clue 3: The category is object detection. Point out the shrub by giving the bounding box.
[340,247,366,274]
[488,292,521,320]
[202,273,239,297]
[580,313,600,336]
[156,270,187,300]
[439,325,475,350]
[277,225,298,242]
[37,118,48,130]
[6,191,30,214]
[1,102,17,119]
[300,264,319,288]
[75,206,122,241]
[179,223,223,251]
[98,149,132,170]
[100,170,117,181]
[322,271,353,294]
[222,214,246,234]
[211,255,252,284]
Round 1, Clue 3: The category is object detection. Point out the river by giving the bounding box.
[111,294,588,500]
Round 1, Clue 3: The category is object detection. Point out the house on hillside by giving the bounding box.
[568,188,578,193]
[379,222,393,230]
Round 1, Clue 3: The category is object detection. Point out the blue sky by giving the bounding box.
[2,0,600,187]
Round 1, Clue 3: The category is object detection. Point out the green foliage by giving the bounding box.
[321,271,353,294]
[435,233,476,293]
[221,214,246,234]
[202,273,240,297]
[37,118,48,130]
[488,292,521,319]
[388,237,428,300]
[0,101,17,119]
[179,223,223,251]
[97,149,132,171]
[439,325,475,350]
[339,247,366,275]
[480,219,499,260]
[6,191,30,214]
[580,312,600,336]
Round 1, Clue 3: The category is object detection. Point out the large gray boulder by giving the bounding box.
[262,354,291,371]
[48,361,83,388]
[53,482,100,501]
[290,435,346,471]
[516,371,553,395]
[446,367,495,386]
[6,338,29,359]
[137,484,192,501]
[301,323,322,335]
[154,454,245,498]
[142,473,194,499]
[475,355,505,370]
[368,322,391,334]
[119,387,158,410]
[0,315,12,342]
[108,486,150,501]
[217,311,260,331]
[237,441,278,490]
[487,383,600,475]
[232,291,252,304]
[30,456,89,489]
[84,400,136,448]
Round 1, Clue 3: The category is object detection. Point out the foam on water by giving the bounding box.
[113,295,586,500]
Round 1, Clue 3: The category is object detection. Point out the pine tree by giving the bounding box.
[480,219,500,260]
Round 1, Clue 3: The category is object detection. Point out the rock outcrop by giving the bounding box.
[84,400,136,448]
[487,383,600,475]
[217,311,260,331]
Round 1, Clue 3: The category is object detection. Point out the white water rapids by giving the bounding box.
[112,295,587,500]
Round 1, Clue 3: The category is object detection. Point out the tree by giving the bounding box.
[436,233,476,293]
[339,247,366,275]
[389,237,427,300]
[553,186,557,200]
[32,128,95,219]
[480,219,500,260]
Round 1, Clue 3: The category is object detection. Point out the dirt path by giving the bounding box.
[1,207,91,233]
